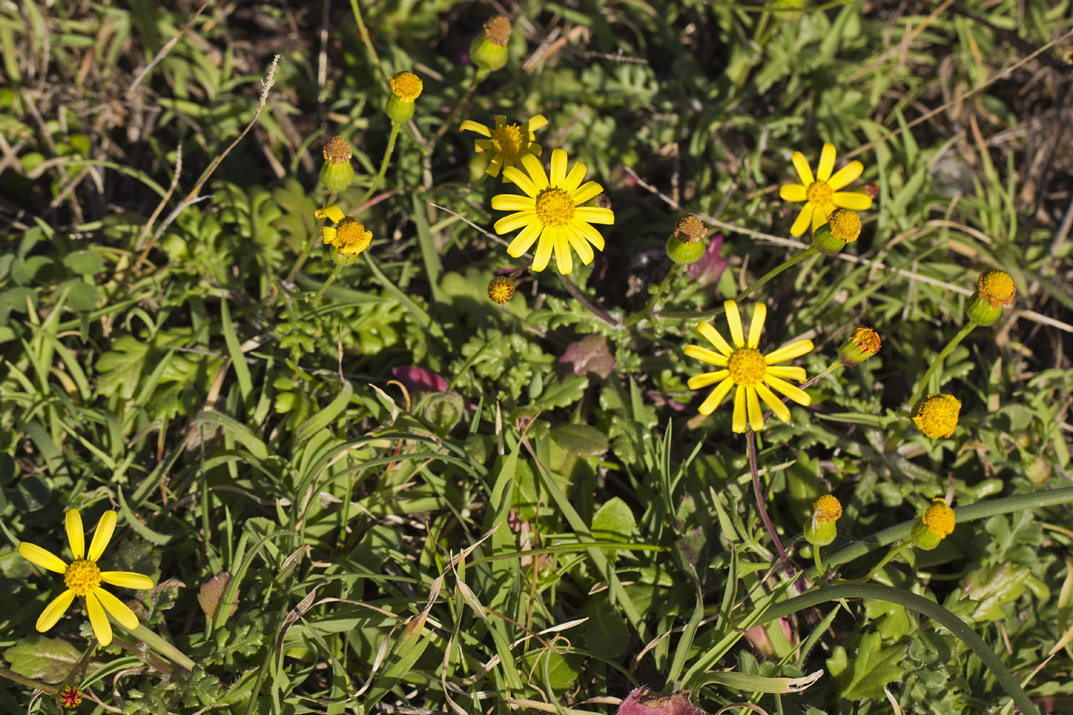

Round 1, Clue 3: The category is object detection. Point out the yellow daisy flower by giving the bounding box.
[315,204,372,257]
[685,300,814,433]
[491,148,614,274]
[460,114,548,178]
[19,509,154,646]
[778,143,873,236]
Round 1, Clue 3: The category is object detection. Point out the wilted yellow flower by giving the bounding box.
[460,114,548,178]
[685,300,814,433]
[315,204,372,257]
[19,509,154,646]
[779,143,873,236]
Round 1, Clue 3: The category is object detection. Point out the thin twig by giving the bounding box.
[134,144,182,251]
[127,0,214,98]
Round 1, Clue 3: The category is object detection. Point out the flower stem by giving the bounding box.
[556,273,620,328]
[747,429,787,564]
[359,123,401,207]
[315,264,344,301]
[624,264,679,328]
[813,545,825,578]
[858,541,911,582]
[906,321,977,410]
[429,73,481,150]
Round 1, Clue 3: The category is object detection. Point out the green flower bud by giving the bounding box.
[470,16,511,76]
[811,208,861,255]
[319,136,355,192]
[838,327,881,367]
[665,215,707,265]
[966,270,1016,326]
[488,275,515,304]
[803,494,842,547]
[911,498,955,551]
[385,71,422,125]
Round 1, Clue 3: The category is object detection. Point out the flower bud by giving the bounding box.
[838,327,881,367]
[912,393,961,439]
[911,498,955,550]
[665,215,707,265]
[811,208,861,255]
[488,275,515,304]
[319,136,356,192]
[385,71,422,124]
[966,269,1016,326]
[803,494,842,547]
[60,685,83,709]
[470,16,511,76]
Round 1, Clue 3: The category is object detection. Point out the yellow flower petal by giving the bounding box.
[746,387,764,431]
[764,375,811,406]
[88,511,116,563]
[459,120,491,137]
[811,205,830,232]
[85,591,112,646]
[756,382,792,423]
[571,180,603,206]
[474,139,493,152]
[507,222,542,257]
[724,301,745,348]
[731,385,748,433]
[828,161,863,191]
[524,115,549,133]
[747,303,767,349]
[486,156,503,177]
[832,191,873,210]
[491,194,535,212]
[532,229,555,272]
[765,365,807,382]
[779,184,807,202]
[688,370,730,390]
[574,207,614,225]
[563,161,587,192]
[502,166,539,198]
[567,231,595,265]
[94,587,139,630]
[494,210,537,235]
[314,205,345,224]
[684,345,728,367]
[519,153,549,191]
[816,143,836,182]
[36,590,75,632]
[698,378,734,415]
[66,510,85,560]
[19,542,68,573]
[493,115,506,128]
[574,221,606,251]
[765,339,814,364]
[696,321,733,356]
[99,571,154,590]
[550,149,568,186]
[553,230,573,275]
[790,204,813,237]
[791,152,814,185]
[321,226,337,245]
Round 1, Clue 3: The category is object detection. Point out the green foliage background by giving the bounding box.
[1,0,1072,713]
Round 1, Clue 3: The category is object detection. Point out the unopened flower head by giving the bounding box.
[912,393,961,439]
[804,494,842,547]
[460,114,547,178]
[385,71,422,124]
[685,300,813,433]
[316,205,372,259]
[488,276,515,304]
[319,136,355,192]
[60,685,83,708]
[18,509,154,646]
[838,327,881,366]
[967,269,1016,325]
[490,148,614,275]
[779,143,872,236]
[912,498,956,550]
[666,215,707,265]
[812,208,862,255]
[470,15,512,75]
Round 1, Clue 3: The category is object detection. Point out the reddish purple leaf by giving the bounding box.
[560,335,615,381]
[617,687,705,715]
[391,366,449,393]
[686,234,727,287]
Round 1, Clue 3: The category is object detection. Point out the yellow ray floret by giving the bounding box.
[778,143,873,236]
[490,148,614,275]
[685,300,814,433]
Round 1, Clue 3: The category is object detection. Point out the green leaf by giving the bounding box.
[550,424,609,457]
[961,560,1030,622]
[535,373,588,409]
[95,335,149,400]
[581,596,630,658]
[62,249,104,275]
[3,636,82,684]
[835,631,906,701]
[591,497,636,542]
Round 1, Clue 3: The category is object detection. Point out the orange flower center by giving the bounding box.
[806,180,834,210]
[828,208,861,242]
[389,72,422,102]
[978,270,1016,307]
[812,495,843,523]
[727,347,766,387]
[535,188,575,227]
[491,124,525,159]
[64,559,101,597]
[922,499,955,538]
[912,393,961,439]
